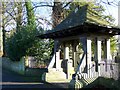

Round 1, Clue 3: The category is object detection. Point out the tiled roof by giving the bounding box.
[37,5,120,39]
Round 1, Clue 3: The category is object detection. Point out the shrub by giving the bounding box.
[6,25,53,62]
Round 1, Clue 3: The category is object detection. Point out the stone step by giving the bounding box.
[45,69,67,82]
[48,68,64,73]
[82,77,98,85]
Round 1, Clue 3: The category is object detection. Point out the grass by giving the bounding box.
[84,77,120,90]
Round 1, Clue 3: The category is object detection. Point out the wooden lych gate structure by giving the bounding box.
[38,5,120,88]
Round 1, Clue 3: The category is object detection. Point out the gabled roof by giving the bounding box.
[37,5,120,39]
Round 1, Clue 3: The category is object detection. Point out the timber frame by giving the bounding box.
[37,5,120,88]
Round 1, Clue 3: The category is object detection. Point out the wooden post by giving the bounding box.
[87,38,92,77]
[94,38,101,75]
[54,40,61,71]
[64,43,72,79]
[64,43,69,60]
[104,39,111,60]
[72,41,77,67]
[56,50,60,70]
[87,38,92,67]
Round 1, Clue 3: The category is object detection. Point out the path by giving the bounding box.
[1,68,64,90]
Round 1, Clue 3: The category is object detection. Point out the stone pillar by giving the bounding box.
[56,50,61,70]
[86,38,92,77]
[87,38,92,67]
[94,38,102,74]
[104,39,111,60]
[64,43,72,79]
[64,43,69,60]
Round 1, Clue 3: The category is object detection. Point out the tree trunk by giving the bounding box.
[2,2,5,57]
[25,0,36,26]
[15,2,23,31]
[0,2,3,57]
[52,0,63,28]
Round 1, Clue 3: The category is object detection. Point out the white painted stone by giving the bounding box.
[64,43,69,60]
[94,38,102,76]
[105,39,111,60]
[87,39,92,66]
[67,59,73,79]
[56,50,61,70]
[87,39,92,77]
[97,39,101,76]
[97,40,102,62]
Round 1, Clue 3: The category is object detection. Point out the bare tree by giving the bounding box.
[0,2,3,56]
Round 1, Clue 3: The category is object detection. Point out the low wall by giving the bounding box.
[2,57,25,75]
[2,57,48,79]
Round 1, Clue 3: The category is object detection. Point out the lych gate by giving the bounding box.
[38,5,120,88]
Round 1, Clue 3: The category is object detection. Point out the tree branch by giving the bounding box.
[62,2,72,9]
[6,10,16,21]
[32,4,53,10]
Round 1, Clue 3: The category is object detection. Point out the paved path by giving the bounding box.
[1,68,63,90]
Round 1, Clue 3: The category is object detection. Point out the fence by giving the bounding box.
[76,60,119,81]
[100,60,119,80]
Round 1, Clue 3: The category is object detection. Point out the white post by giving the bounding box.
[64,43,71,79]
[65,43,69,60]
[97,40,102,62]
[105,39,111,60]
[87,39,92,67]
[87,38,92,77]
[97,39,101,76]
[56,50,60,70]
[94,38,101,76]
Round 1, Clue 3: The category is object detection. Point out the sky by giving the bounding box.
[99,0,119,25]
[32,0,119,28]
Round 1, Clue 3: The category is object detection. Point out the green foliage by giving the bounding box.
[6,25,53,61]
[5,0,54,65]
[110,36,118,56]
[25,0,36,25]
